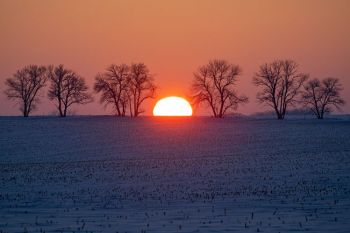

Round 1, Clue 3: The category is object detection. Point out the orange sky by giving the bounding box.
[0,0,349,116]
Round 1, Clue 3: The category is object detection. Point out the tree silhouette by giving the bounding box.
[4,65,47,117]
[127,63,157,117]
[253,59,308,119]
[191,59,248,118]
[48,65,93,117]
[94,64,129,116]
[302,77,345,119]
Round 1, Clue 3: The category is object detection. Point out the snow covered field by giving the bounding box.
[0,116,350,232]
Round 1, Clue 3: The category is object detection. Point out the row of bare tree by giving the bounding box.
[252,59,345,119]
[94,63,156,117]
[191,59,345,119]
[5,65,92,117]
[4,59,345,119]
[4,63,156,117]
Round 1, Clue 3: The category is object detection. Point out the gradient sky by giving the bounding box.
[0,0,349,116]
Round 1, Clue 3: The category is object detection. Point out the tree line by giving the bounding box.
[4,63,156,117]
[4,59,345,119]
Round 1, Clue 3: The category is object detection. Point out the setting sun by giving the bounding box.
[153,96,192,116]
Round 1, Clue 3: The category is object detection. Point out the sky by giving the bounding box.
[0,0,349,116]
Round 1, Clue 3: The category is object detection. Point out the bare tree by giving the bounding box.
[302,77,345,119]
[128,63,157,117]
[94,64,129,116]
[4,65,47,117]
[253,59,308,119]
[48,65,93,117]
[190,59,248,118]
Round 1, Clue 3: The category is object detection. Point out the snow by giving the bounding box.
[0,116,350,232]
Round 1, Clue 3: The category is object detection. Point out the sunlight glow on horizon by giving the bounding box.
[153,96,192,116]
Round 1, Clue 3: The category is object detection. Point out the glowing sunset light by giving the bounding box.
[153,96,192,116]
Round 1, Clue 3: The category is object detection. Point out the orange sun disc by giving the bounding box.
[153,96,193,116]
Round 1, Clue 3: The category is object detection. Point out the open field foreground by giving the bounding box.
[0,116,350,232]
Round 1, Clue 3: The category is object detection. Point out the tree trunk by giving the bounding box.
[23,102,29,117]
[63,104,67,117]
[58,99,64,117]
[319,111,324,119]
